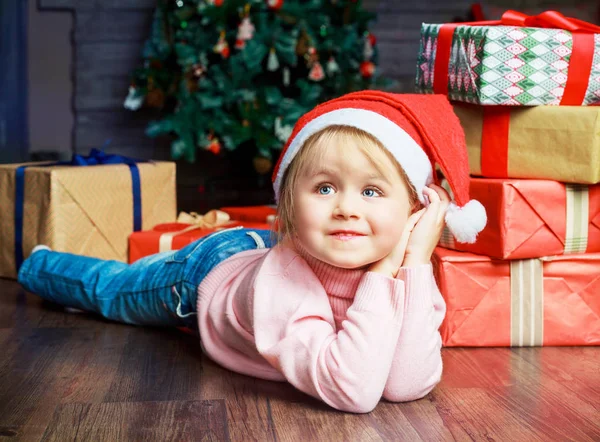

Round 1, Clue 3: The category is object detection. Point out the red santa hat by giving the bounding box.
[271,90,487,244]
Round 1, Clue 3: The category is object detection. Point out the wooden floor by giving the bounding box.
[1,279,599,442]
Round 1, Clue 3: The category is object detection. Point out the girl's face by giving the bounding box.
[292,140,412,269]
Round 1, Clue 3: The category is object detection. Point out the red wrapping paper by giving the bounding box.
[434,247,600,347]
[128,220,271,263]
[440,178,600,260]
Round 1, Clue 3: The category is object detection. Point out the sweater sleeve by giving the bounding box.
[382,264,446,403]
[252,250,406,414]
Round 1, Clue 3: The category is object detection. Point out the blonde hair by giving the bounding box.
[275,125,421,243]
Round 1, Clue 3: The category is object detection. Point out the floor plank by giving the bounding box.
[1,278,599,441]
[40,400,228,441]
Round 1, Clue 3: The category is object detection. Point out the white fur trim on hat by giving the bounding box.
[445,200,487,244]
[273,108,434,201]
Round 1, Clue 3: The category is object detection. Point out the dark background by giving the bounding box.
[2,0,597,212]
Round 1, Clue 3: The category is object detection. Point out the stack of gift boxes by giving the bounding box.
[415,10,600,347]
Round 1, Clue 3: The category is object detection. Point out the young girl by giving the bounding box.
[18,91,486,413]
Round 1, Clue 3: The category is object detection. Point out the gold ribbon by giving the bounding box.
[158,210,232,252]
[510,258,545,347]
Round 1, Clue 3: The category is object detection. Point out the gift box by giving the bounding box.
[453,104,600,183]
[128,210,272,263]
[0,155,176,278]
[439,178,600,260]
[219,205,276,223]
[416,11,600,106]
[434,247,600,347]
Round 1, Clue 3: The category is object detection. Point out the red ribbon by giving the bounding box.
[434,10,600,176]
[433,10,599,105]
[481,107,511,177]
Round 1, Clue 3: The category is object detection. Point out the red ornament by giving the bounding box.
[267,0,283,10]
[207,138,221,155]
[359,61,375,78]
[213,31,230,58]
[210,0,224,6]
[368,33,377,46]
[309,62,325,81]
[235,38,246,50]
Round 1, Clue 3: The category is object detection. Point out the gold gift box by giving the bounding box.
[453,104,600,184]
[0,161,176,279]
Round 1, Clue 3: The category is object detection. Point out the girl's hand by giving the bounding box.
[368,208,426,278]
[402,184,450,267]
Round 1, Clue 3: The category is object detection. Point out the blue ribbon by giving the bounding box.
[14,148,146,271]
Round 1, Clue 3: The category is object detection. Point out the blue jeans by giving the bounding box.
[17,227,273,328]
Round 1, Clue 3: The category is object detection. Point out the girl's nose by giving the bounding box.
[332,193,360,219]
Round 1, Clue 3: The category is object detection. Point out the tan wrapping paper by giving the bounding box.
[453,104,600,184]
[0,161,177,279]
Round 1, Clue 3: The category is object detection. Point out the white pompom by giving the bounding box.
[445,200,487,244]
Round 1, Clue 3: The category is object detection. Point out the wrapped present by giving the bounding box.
[416,10,600,106]
[0,151,176,279]
[219,205,276,223]
[128,210,271,263]
[453,104,600,183]
[434,247,600,347]
[439,178,600,259]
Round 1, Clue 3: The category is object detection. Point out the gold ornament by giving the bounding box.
[253,156,272,175]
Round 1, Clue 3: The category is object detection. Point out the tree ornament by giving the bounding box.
[306,47,324,81]
[236,5,255,47]
[253,156,272,175]
[266,0,283,10]
[176,0,184,7]
[206,0,224,6]
[368,32,377,46]
[213,31,230,58]
[295,29,310,57]
[146,87,166,108]
[237,17,255,40]
[283,67,291,86]
[123,86,144,110]
[267,48,279,71]
[359,60,375,78]
[206,134,221,154]
[192,63,206,77]
[274,116,293,142]
[363,33,375,61]
[309,62,325,81]
[235,38,246,50]
[326,56,339,75]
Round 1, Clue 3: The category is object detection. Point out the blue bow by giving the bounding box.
[14,148,146,271]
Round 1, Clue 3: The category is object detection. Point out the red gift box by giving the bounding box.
[434,247,600,347]
[128,210,271,263]
[219,205,276,223]
[439,178,600,260]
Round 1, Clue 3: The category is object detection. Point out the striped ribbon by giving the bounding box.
[564,184,589,254]
[439,225,454,249]
[510,259,544,347]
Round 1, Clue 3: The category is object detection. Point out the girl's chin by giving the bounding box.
[320,254,373,270]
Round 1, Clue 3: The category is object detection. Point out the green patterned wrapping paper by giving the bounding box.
[415,23,600,106]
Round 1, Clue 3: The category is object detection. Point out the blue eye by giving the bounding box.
[318,185,333,195]
[362,188,380,197]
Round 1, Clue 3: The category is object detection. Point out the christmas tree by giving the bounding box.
[125,0,392,170]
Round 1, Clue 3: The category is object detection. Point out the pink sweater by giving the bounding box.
[197,244,446,413]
